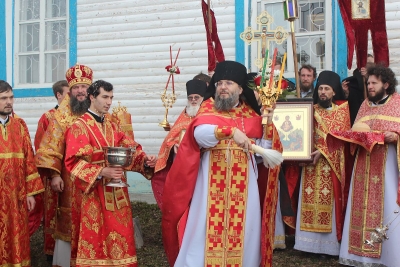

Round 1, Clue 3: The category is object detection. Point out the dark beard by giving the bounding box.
[70,95,89,116]
[368,88,385,103]
[318,98,332,109]
[300,83,312,93]
[214,91,240,111]
[0,110,11,117]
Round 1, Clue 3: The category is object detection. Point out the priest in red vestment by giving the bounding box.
[0,80,44,267]
[339,66,400,266]
[64,80,156,267]
[152,79,207,209]
[33,79,69,260]
[162,61,283,267]
[35,63,93,267]
[293,71,352,256]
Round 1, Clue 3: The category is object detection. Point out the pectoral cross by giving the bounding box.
[240,11,289,68]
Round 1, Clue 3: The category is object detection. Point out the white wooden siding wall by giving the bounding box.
[14,0,236,154]
[385,0,400,85]
[348,0,400,87]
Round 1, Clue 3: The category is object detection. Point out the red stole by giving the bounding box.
[338,0,389,69]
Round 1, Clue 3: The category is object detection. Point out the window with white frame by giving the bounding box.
[15,0,68,86]
[248,0,331,76]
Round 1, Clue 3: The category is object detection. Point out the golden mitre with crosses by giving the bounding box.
[111,102,134,140]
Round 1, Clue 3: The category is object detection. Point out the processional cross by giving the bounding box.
[240,11,288,68]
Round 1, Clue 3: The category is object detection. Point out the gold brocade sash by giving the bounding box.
[205,140,249,267]
[348,145,387,258]
[300,157,335,232]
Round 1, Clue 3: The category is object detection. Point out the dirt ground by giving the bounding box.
[30,202,344,267]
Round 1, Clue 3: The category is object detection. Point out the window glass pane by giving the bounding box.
[263,3,290,30]
[46,21,67,50]
[263,3,291,70]
[299,1,325,32]
[19,55,40,84]
[19,23,40,52]
[46,0,67,18]
[45,53,66,82]
[296,35,326,68]
[256,0,328,72]
[20,0,40,21]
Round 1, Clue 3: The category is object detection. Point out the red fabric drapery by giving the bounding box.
[201,0,225,72]
[337,0,389,69]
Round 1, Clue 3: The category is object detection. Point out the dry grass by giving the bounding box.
[30,202,344,267]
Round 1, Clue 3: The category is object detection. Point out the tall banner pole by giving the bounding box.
[290,21,300,98]
[284,0,300,98]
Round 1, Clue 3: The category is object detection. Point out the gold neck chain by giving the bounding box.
[227,110,246,134]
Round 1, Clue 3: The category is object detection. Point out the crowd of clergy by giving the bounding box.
[1,57,399,267]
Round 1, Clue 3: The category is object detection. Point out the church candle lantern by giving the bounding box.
[283,0,299,21]
[283,0,300,98]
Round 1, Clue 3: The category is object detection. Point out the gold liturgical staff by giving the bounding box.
[159,46,181,130]
[257,48,287,124]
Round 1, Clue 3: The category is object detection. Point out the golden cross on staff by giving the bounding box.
[240,11,289,68]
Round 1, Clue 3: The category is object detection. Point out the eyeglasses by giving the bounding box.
[187,96,201,101]
[215,80,236,88]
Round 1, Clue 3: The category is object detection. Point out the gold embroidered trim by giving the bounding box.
[75,256,137,266]
[26,172,39,182]
[214,126,236,140]
[0,259,31,267]
[0,152,24,159]
[358,115,400,124]
[264,122,274,140]
[27,188,45,197]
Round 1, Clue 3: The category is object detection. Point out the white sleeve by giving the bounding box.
[194,124,219,149]
[255,138,272,149]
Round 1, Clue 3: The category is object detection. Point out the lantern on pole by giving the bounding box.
[283,0,301,98]
[283,0,299,20]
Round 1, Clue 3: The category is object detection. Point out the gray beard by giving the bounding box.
[186,104,200,117]
[214,91,240,111]
[70,95,89,116]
